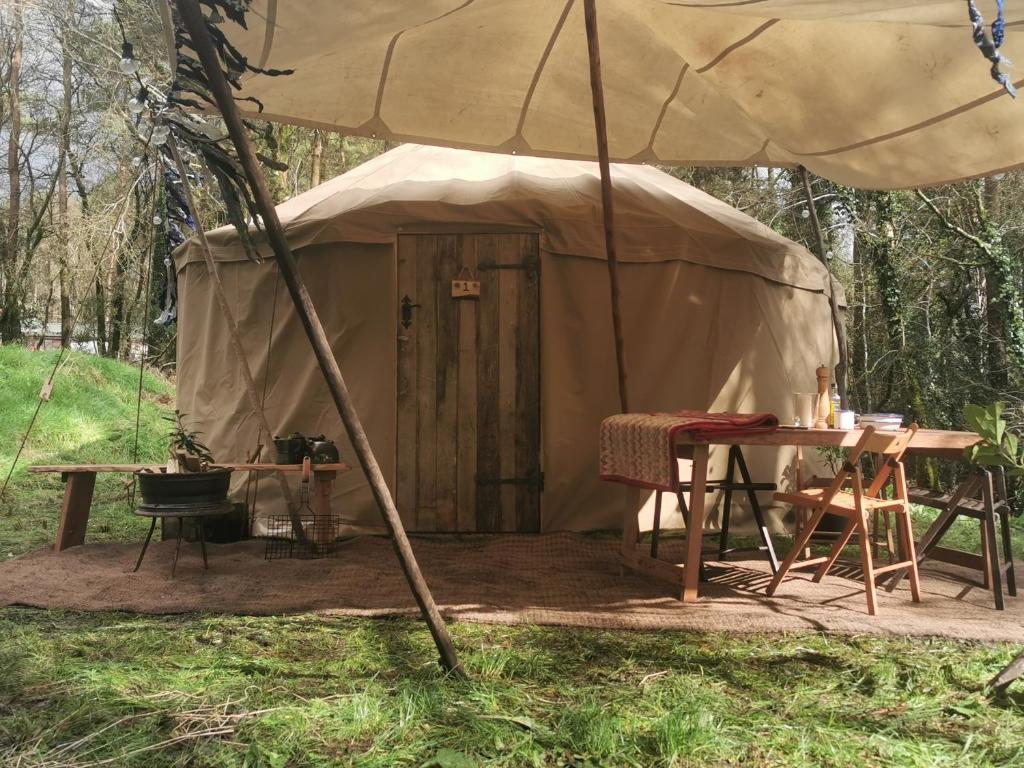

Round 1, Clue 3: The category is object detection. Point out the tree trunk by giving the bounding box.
[0,3,24,342]
[109,185,144,358]
[870,196,926,415]
[979,176,1023,389]
[310,129,324,187]
[57,2,73,348]
[868,192,934,484]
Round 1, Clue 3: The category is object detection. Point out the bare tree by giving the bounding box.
[0,2,23,341]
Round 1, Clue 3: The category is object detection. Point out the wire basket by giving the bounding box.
[263,514,343,560]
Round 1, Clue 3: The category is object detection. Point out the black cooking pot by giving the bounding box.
[274,432,307,465]
[136,468,233,506]
[306,436,340,464]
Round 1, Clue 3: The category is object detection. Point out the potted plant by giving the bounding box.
[964,402,1024,477]
[136,411,233,506]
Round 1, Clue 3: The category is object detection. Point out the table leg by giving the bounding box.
[682,445,709,602]
[313,470,337,547]
[55,471,97,552]
[620,490,640,575]
[650,491,662,559]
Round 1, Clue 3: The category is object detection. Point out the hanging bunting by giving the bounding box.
[967,0,1016,98]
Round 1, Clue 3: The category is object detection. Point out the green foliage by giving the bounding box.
[165,409,215,464]
[816,445,846,475]
[964,402,1024,476]
[0,344,174,556]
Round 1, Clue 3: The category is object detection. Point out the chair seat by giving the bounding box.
[774,488,905,514]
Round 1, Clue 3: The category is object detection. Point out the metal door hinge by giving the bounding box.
[476,472,544,492]
[478,260,538,274]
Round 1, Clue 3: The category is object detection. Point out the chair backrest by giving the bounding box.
[818,424,919,506]
[862,423,919,457]
[860,424,918,499]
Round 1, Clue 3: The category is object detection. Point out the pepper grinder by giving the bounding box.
[814,364,831,429]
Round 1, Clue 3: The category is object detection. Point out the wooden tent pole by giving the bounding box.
[175,0,464,678]
[167,137,308,544]
[798,166,849,408]
[583,0,629,413]
[990,650,1024,693]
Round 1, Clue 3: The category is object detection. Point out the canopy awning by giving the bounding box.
[174,0,1024,189]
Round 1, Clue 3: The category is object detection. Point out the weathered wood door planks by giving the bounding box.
[396,233,540,532]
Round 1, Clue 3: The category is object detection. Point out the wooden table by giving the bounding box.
[620,427,981,603]
[28,462,351,552]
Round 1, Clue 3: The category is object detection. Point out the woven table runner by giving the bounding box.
[599,411,779,491]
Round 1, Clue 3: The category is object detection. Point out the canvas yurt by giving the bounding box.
[174,144,838,534]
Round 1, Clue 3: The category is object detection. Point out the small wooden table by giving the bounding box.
[618,427,981,603]
[28,462,351,552]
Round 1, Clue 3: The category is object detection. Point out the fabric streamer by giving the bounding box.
[967,0,1016,98]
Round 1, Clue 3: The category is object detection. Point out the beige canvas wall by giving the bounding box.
[176,240,834,533]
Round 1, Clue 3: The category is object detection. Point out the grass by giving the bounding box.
[0,345,173,557]
[2,611,1022,768]
[0,344,1022,766]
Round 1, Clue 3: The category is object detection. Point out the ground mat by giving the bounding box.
[1,533,1020,641]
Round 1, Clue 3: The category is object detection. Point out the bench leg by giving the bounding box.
[1000,508,1016,597]
[982,475,1005,610]
[55,472,97,552]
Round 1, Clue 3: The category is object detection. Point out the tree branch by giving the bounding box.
[916,189,991,253]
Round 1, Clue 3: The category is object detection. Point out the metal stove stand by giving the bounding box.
[133,501,232,576]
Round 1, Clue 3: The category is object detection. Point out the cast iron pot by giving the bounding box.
[136,468,233,506]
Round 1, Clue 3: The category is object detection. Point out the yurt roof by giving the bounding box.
[175,143,833,293]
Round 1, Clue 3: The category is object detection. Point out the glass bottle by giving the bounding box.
[829,383,841,428]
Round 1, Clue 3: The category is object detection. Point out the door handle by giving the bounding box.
[400,294,422,329]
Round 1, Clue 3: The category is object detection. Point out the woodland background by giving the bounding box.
[0,0,1021,436]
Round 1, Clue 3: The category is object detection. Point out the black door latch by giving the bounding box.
[400,294,422,329]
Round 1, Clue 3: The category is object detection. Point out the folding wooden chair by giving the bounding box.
[765,424,920,615]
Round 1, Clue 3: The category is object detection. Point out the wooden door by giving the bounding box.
[397,233,540,532]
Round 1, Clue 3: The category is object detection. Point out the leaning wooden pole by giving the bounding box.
[583,0,629,413]
[167,137,308,544]
[990,650,1024,694]
[175,0,464,678]
[798,166,850,408]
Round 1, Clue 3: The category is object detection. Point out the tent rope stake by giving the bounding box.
[174,0,464,678]
[583,0,629,414]
[167,138,308,544]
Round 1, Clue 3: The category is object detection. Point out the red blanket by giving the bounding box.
[599,411,779,491]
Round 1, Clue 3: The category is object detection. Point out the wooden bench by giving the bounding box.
[886,468,1017,610]
[28,463,351,552]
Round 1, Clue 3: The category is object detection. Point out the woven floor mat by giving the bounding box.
[1,533,1020,641]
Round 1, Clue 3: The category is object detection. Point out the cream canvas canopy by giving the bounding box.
[171,0,1024,190]
[175,144,837,531]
